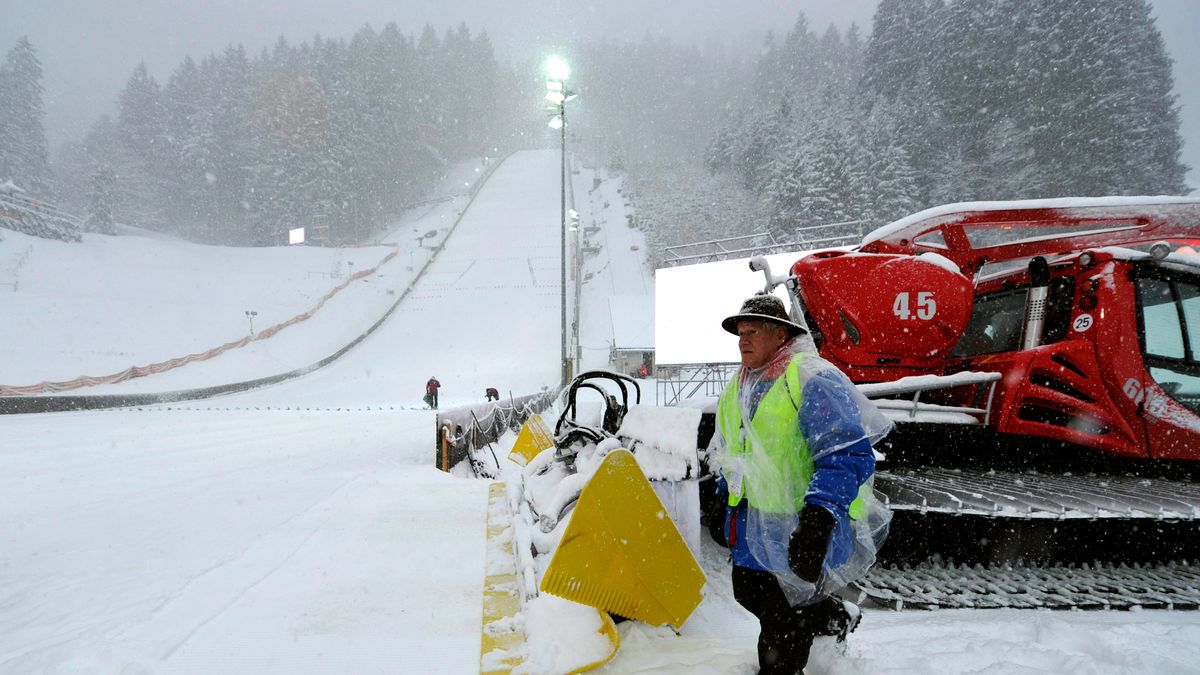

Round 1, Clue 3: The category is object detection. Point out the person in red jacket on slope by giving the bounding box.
[425,376,441,409]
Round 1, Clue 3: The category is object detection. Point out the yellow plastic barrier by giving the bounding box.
[566,609,620,674]
[481,480,620,675]
[539,449,706,630]
[480,482,526,674]
[509,413,555,466]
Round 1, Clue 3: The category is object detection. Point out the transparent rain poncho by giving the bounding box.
[717,338,893,606]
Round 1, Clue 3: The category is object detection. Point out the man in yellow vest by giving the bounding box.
[710,294,892,674]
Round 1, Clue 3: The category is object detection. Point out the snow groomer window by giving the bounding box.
[951,289,1027,357]
[1137,277,1200,414]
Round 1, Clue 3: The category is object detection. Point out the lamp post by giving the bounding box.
[244,310,258,336]
[546,56,577,386]
[569,208,581,373]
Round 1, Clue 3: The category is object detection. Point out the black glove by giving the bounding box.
[706,485,730,548]
[707,504,729,548]
[788,505,835,583]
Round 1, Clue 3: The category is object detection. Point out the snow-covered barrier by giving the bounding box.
[537,448,705,629]
[465,371,720,671]
[503,409,710,671]
[435,390,558,475]
[611,404,706,554]
[0,181,82,242]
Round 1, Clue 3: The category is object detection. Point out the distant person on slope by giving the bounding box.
[485,387,500,402]
[425,376,441,409]
[708,294,892,674]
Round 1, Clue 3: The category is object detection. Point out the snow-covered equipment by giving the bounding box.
[514,370,710,658]
[747,197,1200,608]
[527,371,707,554]
[539,448,705,629]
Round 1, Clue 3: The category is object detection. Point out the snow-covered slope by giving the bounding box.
[2,150,1199,674]
[0,161,488,396]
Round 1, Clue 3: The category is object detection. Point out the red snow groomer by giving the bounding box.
[751,197,1200,609]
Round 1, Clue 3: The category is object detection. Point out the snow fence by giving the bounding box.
[435,391,558,475]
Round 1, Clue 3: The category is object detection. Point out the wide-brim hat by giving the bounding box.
[721,293,806,337]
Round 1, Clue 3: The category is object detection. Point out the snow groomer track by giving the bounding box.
[857,562,1200,610]
[858,468,1200,610]
[877,468,1200,519]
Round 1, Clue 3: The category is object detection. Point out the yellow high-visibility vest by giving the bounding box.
[718,354,867,519]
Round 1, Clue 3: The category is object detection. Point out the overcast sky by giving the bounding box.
[2,0,1197,187]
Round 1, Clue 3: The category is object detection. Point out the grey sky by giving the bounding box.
[2,1,1196,187]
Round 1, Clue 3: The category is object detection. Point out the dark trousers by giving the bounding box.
[732,565,842,674]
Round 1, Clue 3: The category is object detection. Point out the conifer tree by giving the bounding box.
[930,0,1187,199]
[87,166,117,235]
[0,37,52,195]
[162,56,211,229]
[862,0,944,101]
[114,62,169,230]
[206,45,256,243]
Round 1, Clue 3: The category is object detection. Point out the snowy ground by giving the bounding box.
[2,149,1199,673]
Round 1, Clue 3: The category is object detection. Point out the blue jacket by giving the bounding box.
[716,368,876,571]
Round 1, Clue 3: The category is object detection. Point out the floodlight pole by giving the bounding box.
[559,98,569,386]
[546,56,574,387]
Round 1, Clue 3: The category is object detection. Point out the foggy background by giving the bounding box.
[1,0,1196,254]
[5,0,873,146]
[7,0,1194,182]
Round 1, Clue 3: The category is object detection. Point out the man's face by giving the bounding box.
[737,320,788,370]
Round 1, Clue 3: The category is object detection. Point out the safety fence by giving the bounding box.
[0,185,82,242]
[0,244,400,397]
[435,390,558,477]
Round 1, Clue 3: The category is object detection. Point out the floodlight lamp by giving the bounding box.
[546,55,569,82]
[546,80,563,93]
[545,91,565,105]
[548,116,563,130]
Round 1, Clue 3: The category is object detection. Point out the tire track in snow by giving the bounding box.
[124,473,367,660]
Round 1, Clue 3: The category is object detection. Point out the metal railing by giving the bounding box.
[654,363,738,406]
[659,219,869,268]
[858,371,1002,426]
[0,187,83,242]
[793,219,868,248]
[661,232,798,266]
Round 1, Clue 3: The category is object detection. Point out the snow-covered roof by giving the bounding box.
[607,295,654,351]
[863,195,1200,246]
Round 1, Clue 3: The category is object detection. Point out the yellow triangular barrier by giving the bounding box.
[539,449,706,630]
[564,609,620,674]
[509,413,554,466]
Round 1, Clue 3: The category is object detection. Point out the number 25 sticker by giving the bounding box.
[893,291,937,320]
[1073,314,1094,332]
